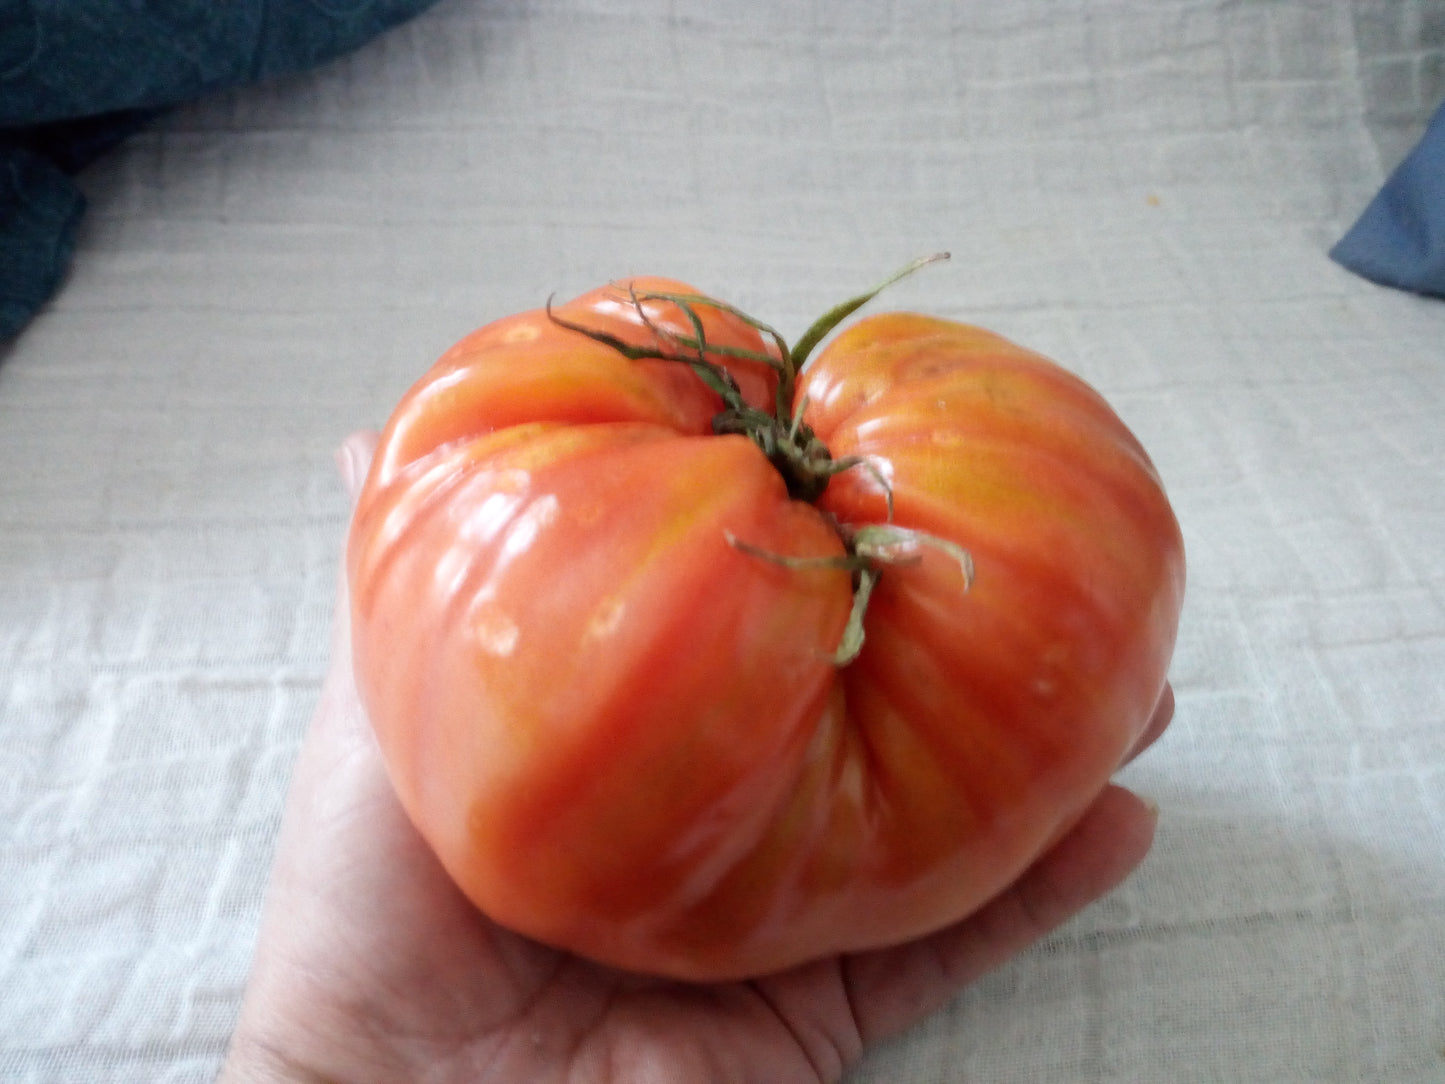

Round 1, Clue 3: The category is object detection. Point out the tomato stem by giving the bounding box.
[788,252,950,373]
[723,524,974,665]
[628,289,796,419]
[546,255,962,665]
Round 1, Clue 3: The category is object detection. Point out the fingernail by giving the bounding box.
[1137,793,1160,820]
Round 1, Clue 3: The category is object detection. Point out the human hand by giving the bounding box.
[219,431,1173,1084]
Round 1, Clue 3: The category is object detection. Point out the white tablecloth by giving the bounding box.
[3,2,1444,1080]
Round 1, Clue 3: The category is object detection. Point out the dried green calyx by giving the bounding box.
[547,253,969,665]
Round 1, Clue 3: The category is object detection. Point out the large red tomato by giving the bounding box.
[347,268,1185,981]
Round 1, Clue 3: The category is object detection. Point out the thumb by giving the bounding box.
[326,430,381,670]
[335,430,381,503]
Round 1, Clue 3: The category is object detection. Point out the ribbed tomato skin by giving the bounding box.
[348,283,1185,980]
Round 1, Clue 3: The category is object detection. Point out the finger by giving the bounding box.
[843,784,1158,1044]
[325,431,381,686]
[1121,681,1175,767]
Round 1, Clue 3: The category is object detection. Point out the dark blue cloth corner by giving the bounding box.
[0,0,444,341]
[1,143,86,341]
[1331,99,1445,300]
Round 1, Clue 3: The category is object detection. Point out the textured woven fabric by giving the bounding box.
[2,2,1444,1081]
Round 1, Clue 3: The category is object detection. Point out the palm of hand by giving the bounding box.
[240,662,866,1083]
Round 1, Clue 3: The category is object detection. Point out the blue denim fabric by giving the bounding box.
[1332,99,1445,300]
[0,0,443,340]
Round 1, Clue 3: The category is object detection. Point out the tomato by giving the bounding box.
[347,269,1185,981]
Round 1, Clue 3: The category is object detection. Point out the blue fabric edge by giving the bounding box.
[1330,98,1445,300]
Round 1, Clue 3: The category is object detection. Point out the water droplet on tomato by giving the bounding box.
[473,606,519,657]
[586,597,626,641]
[501,321,543,344]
